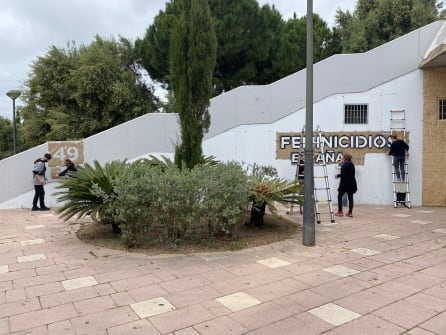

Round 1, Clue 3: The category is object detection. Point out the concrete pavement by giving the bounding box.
[0,205,445,334]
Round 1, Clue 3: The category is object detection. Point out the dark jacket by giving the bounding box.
[389,140,409,157]
[58,164,77,176]
[337,159,357,193]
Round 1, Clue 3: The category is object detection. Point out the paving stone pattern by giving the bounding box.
[0,205,445,334]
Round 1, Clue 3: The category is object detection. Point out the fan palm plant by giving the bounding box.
[55,160,127,229]
[136,154,219,170]
[247,164,301,226]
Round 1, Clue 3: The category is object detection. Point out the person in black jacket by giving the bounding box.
[335,153,357,218]
[388,134,409,182]
[58,159,77,177]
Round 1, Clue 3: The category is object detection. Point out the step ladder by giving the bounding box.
[313,127,336,223]
[389,110,411,208]
[289,126,335,223]
[288,151,304,215]
[288,126,305,216]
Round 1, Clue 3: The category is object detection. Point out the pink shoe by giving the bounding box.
[346,212,353,217]
[335,211,344,217]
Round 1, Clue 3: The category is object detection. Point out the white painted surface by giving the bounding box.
[1,22,444,209]
[323,265,361,277]
[17,254,47,263]
[309,303,361,326]
[256,257,291,268]
[62,276,98,291]
[130,297,175,318]
[216,292,261,312]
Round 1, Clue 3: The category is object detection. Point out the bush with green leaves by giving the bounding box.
[55,156,297,248]
[55,160,127,225]
[196,162,250,237]
[113,160,250,247]
[247,163,301,215]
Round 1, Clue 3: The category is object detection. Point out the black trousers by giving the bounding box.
[32,185,45,208]
[393,156,406,180]
[338,191,354,213]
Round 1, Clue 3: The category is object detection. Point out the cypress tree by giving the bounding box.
[170,0,217,169]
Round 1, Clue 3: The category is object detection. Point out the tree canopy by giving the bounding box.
[0,116,13,159]
[135,0,334,95]
[20,36,160,149]
[4,0,442,157]
[170,0,217,168]
[334,0,439,53]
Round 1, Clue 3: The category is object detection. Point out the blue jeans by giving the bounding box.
[393,156,406,180]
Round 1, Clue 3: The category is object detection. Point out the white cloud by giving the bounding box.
[0,0,356,119]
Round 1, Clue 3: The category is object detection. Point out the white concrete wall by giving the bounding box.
[0,113,179,209]
[205,21,443,139]
[82,113,180,165]
[2,22,442,209]
[203,70,424,205]
[0,143,51,208]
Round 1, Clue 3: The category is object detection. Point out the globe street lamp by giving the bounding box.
[6,89,21,155]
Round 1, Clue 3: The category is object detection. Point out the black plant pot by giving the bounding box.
[250,202,266,228]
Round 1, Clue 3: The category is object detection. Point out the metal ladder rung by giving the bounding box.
[313,128,335,223]
[390,109,411,208]
[289,128,335,223]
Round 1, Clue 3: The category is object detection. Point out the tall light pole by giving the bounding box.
[303,0,315,246]
[6,89,21,155]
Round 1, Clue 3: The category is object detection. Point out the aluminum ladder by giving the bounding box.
[313,127,336,223]
[289,126,335,223]
[389,109,411,208]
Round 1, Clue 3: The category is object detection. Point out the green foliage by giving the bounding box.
[228,240,247,251]
[197,162,251,236]
[247,163,301,215]
[20,36,160,149]
[273,14,332,79]
[136,0,334,95]
[335,0,439,53]
[134,1,180,89]
[136,154,218,171]
[133,154,176,171]
[209,0,284,92]
[0,116,13,159]
[55,160,127,223]
[170,0,217,169]
[54,157,297,248]
[113,161,250,247]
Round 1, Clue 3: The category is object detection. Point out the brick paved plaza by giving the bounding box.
[0,205,445,334]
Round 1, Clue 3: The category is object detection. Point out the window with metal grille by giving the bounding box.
[344,104,368,124]
[439,99,446,120]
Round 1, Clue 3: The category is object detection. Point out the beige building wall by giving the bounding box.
[423,68,446,206]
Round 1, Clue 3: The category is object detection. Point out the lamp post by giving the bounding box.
[303,0,315,246]
[6,89,21,155]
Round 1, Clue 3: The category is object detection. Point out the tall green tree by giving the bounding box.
[21,36,160,149]
[208,0,283,92]
[273,14,332,79]
[136,0,333,95]
[170,0,217,169]
[335,0,439,53]
[134,1,180,89]
[0,116,13,159]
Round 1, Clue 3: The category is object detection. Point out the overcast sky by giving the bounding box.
[0,0,356,119]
